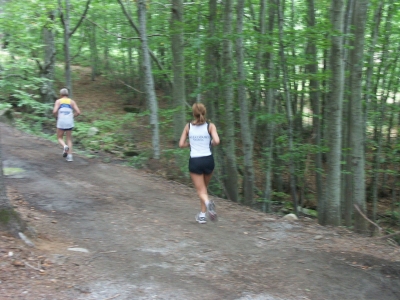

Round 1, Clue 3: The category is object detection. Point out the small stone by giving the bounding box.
[283,213,298,221]
[314,235,323,240]
[68,247,89,253]
[12,260,25,267]
[87,127,99,136]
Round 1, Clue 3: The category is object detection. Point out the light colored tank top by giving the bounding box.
[189,122,211,158]
[57,98,74,129]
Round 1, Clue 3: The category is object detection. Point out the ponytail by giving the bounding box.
[192,103,207,125]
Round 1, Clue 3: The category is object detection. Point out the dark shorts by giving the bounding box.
[58,127,74,131]
[189,155,215,175]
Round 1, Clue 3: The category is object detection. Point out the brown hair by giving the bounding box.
[192,103,207,125]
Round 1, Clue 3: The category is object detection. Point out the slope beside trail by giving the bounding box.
[1,126,400,300]
[0,69,399,300]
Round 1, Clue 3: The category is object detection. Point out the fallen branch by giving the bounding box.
[386,238,399,247]
[25,262,44,273]
[375,231,400,240]
[118,80,144,94]
[353,204,382,234]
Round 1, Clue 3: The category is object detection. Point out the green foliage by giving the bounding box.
[0,208,18,225]
[127,151,151,169]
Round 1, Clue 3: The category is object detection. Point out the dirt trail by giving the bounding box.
[0,123,400,300]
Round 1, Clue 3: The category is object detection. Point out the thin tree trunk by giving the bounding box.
[171,0,186,143]
[137,0,160,159]
[277,0,298,215]
[341,0,354,225]
[371,61,397,222]
[306,0,322,218]
[41,10,57,104]
[204,0,225,197]
[236,0,255,205]
[222,0,239,202]
[263,0,276,213]
[58,0,91,96]
[59,0,72,96]
[363,1,384,132]
[88,22,99,81]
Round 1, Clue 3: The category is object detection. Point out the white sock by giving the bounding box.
[205,200,210,208]
[199,212,206,217]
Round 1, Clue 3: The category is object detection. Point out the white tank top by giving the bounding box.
[57,98,74,129]
[189,122,212,158]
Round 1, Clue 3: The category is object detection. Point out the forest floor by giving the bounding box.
[1,68,400,300]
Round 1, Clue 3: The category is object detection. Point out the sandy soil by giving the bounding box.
[0,123,399,300]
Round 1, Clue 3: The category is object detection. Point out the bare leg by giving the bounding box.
[57,129,66,148]
[65,130,73,154]
[204,172,213,188]
[190,173,209,213]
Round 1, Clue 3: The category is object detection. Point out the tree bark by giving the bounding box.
[59,0,72,96]
[137,0,160,159]
[171,0,186,143]
[349,0,369,233]
[322,0,345,226]
[236,0,254,205]
[41,10,57,104]
[306,0,322,218]
[277,0,298,214]
[263,0,276,213]
[222,0,239,202]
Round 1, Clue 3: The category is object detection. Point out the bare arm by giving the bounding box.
[179,124,190,148]
[71,100,81,117]
[209,123,220,146]
[52,100,60,117]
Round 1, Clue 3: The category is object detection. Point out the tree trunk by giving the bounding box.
[321,0,345,226]
[363,1,384,132]
[137,0,160,159]
[204,0,225,197]
[171,0,186,143]
[263,0,276,212]
[277,0,298,215]
[204,0,219,122]
[306,0,322,218]
[349,0,369,233]
[59,0,72,96]
[341,0,354,225]
[222,0,239,202]
[88,22,99,81]
[236,0,254,205]
[41,10,57,104]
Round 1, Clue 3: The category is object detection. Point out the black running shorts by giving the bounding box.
[189,155,215,175]
[57,127,74,131]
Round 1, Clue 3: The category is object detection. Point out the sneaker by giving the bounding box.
[207,200,217,222]
[63,145,69,158]
[195,213,207,224]
[66,154,73,162]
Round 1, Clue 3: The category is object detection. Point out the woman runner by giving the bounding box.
[179,103,220,223]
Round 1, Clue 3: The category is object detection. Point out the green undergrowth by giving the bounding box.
[0,208,18,225]
[11,106,189,171]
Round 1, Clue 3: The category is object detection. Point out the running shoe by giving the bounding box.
[207,200,217,221]
[66,154,73,162]
[63,145,69,158]
[195,213,207,224]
